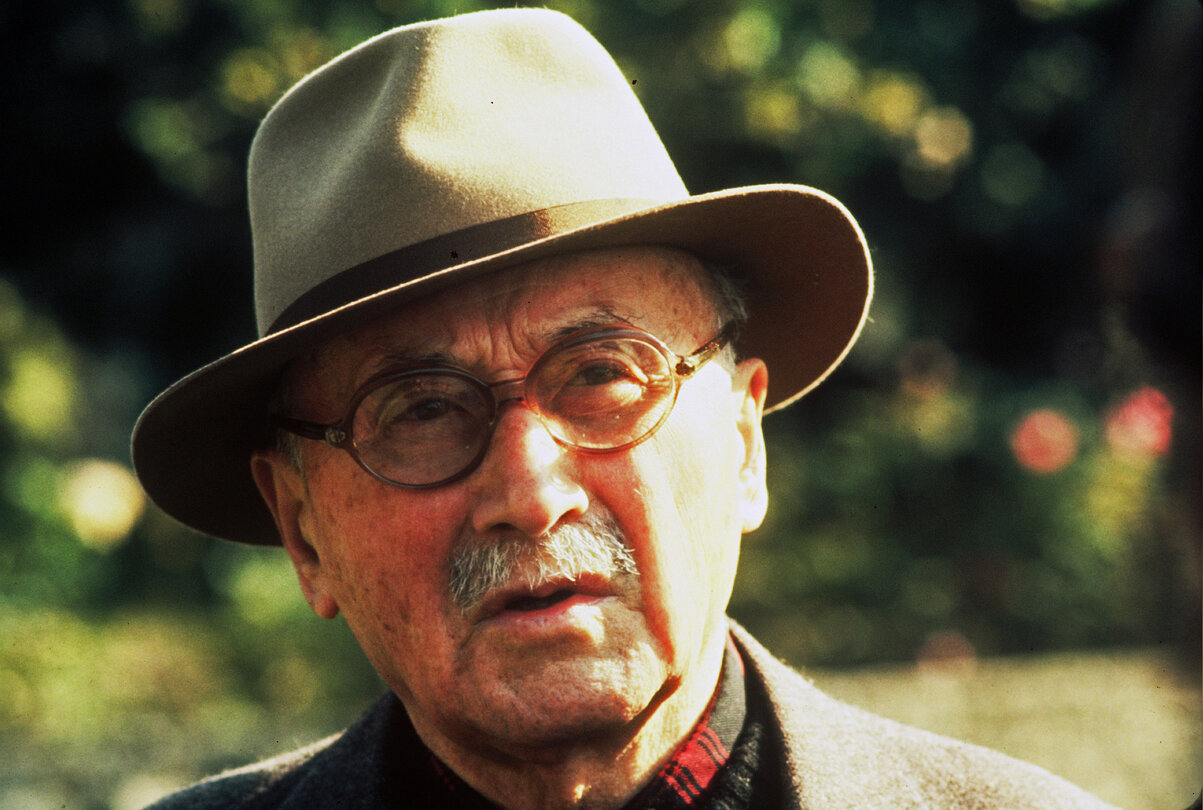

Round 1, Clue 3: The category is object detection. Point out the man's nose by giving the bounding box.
[467,402,589,537]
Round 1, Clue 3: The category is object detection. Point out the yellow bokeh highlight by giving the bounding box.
[2,348,75,441]
[271,27,334,83]
[1081,451,1154,559]
[222,48,282,107]
[796,43,861,110]
[745,82,805,141]
[220,31,333,114]
[59,459,147,551]
[719,6,782,75]
[895,387,978,458]
[914,106,974,169]
[861,71,928,136]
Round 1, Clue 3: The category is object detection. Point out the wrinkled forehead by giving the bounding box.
[286,246,723,407]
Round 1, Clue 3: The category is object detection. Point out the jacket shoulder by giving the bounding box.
[729,623,1120,810]
[144,735,339,810]
[143,692,405,809]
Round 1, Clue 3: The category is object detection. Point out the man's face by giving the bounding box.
[253,247,768,761]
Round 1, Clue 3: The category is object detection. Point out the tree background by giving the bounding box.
[1,0,1198,807]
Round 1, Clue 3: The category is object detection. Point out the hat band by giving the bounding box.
[266,197,666,336]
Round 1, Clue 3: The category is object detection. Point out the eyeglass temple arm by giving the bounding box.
[272,414,348,447]
[674,322,735,377]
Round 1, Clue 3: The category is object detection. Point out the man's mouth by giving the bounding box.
[505,588,577,612]
[476,575,614,623]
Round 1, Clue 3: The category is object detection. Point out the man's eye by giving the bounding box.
[570,362,634,387]
[401,397,453,421]
[370,391,464,434]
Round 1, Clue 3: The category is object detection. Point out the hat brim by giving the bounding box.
[132,183,872,545]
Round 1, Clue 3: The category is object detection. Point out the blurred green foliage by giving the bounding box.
[0,0,1198,806]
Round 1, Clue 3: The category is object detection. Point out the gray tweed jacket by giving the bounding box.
[147,623,1119,809]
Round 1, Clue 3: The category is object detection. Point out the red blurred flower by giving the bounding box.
[1011,409,1079,474]
[1105,387,1173,457]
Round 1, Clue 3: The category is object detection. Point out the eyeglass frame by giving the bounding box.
[271,322,736,490]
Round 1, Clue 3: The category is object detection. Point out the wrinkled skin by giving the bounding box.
[252,246,769,809]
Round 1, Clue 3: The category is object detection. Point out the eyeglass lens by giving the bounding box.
[351,334,677,486]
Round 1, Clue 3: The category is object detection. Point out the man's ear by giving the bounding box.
[250,450,341,620]
[731,358,769,533]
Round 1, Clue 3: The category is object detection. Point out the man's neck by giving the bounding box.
[411,638,729,810]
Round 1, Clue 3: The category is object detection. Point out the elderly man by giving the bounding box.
[132,9,1117,809]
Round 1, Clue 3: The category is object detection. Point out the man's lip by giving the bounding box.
[474,574,614,622]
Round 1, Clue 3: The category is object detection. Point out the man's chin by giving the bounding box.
[461,691,663,761]
[449,639,671,754]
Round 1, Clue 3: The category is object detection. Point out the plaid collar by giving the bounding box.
[623,633,747,807]
[427,633,748,809]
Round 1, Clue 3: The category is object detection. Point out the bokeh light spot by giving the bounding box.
[719,7,781,75]
[797,43,861,110]
[913,106,974,169]
[1105,386,1173,458]
[125,99,201,163]
[221,48,282,107]
[1085,452,1156,548]
[2,349,75,441]
[59,459,146,551]
[745,82,804,141]
[272,27,334,83]
[861,71,927,136]
[1011,408,1079,474]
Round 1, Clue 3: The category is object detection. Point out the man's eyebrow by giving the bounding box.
[375,346,456,367]
[371,308,635,371]
[541,307,634,345]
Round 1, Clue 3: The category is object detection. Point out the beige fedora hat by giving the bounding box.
[131,7,873,545]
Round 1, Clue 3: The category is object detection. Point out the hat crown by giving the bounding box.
[133,10,872,546]
[249,9,688,335]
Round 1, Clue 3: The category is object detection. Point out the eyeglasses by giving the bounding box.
[272,323,733,489]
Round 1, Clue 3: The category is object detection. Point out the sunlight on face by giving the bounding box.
[256,246,769,767]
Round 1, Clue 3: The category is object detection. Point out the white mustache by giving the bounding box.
[448,512,637,614]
